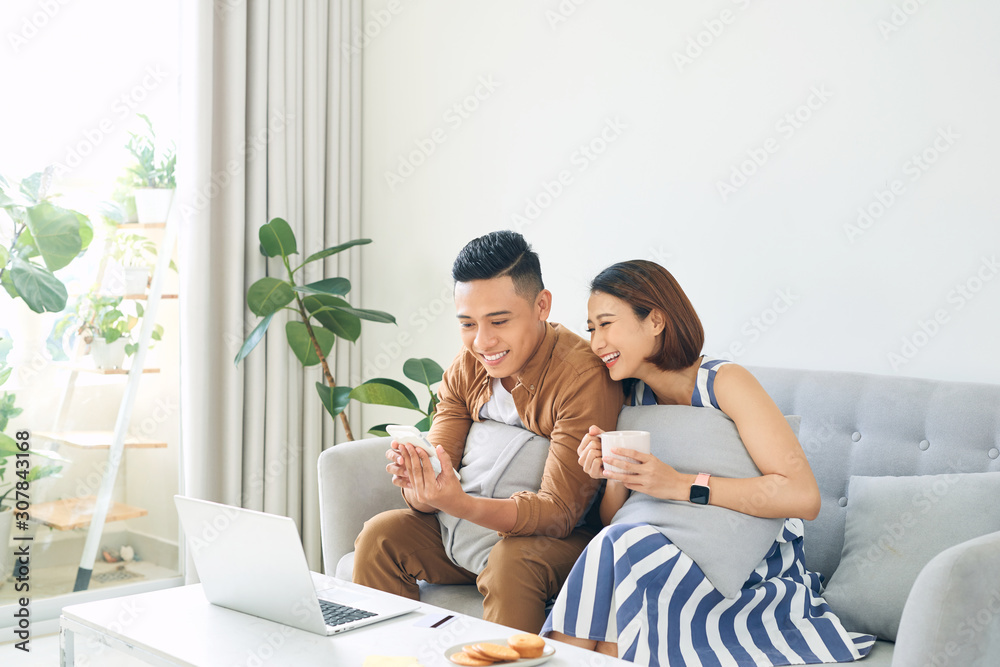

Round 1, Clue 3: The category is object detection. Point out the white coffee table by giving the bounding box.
[59,573,630,666]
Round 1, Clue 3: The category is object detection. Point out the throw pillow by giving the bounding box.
[822,471,1000,641]
[437,420,551,573]
[614,405,798,598]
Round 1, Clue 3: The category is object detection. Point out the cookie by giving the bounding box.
[507,633,546,659]
[462,645,495,661]
[450,651,495,666]
[472,643,520,662]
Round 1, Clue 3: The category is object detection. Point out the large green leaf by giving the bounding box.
[247,277,294,316]
[13,225,39,259]
[285,321,336,367]
[293,277,351,297]
[350,379,420,411]
[403,358,444,387]
[367,423,391,437]
[0,366,10,388]
[25,202,84,271]
[303,295,361,342]
[26,463,62,482]
[0,270,19,299]
[331,304,396,325]
[316,383,352,419]
[414,415,433,432]
[301,238,371,266]
[258,217,297,258]
[19,171,43,202]
[76,211,94,252]
[0,432,19,458]
[0,244,8,270]
[9,257,67,313]
[233,312,275,365]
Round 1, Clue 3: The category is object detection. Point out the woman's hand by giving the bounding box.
[602,448,686,501]
[577,425,607,480]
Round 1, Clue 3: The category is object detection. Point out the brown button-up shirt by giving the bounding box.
[426,322,623,538]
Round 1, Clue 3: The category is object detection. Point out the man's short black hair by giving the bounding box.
[452,230,544,300]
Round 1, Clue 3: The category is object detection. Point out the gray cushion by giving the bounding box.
[614,405,795,598]
[437,420,551,573]
[822,472,1000,641]
[891,530,1000,666]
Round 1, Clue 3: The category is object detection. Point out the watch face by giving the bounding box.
[690,485,710,505]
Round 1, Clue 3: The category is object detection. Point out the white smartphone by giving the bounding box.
[386,424,461,480]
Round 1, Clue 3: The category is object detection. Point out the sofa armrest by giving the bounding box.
[892,530,1000,667]
[317,436,407,574]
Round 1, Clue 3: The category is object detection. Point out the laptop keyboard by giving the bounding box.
[319,599,377,627]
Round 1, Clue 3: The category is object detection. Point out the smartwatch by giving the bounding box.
[690,472,711,505]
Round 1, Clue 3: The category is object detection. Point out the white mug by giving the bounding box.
[599,430,651,474]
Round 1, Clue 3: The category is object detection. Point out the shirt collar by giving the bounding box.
[512,322,558,396]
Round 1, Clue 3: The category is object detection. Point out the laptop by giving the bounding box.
[174,495,420,635]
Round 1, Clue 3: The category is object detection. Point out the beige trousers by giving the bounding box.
[352,508,594,633]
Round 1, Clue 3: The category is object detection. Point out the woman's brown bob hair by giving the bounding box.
[590,260,704,371]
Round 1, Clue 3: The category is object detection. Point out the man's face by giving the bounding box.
[454,276,551,382]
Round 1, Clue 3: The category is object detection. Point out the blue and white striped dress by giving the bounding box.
[542,358,875,666]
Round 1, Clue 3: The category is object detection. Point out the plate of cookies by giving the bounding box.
[445,633,554,666]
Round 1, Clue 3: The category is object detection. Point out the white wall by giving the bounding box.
[356,0,999,429]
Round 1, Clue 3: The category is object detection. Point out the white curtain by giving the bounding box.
[178,0,362,574]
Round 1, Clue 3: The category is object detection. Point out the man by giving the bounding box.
[353,230,621,632]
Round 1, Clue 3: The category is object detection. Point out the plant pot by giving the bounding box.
[122,194,139,223]
[133,188,174,223]
[91,337,128,370]
[124,267,150,295]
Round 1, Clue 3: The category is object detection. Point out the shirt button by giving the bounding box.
[529,384,535,390]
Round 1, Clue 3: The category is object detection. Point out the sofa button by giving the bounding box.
[989,448,999,460]
[851,432,861,442]
[919,440,930,451]
[838,497,848,507]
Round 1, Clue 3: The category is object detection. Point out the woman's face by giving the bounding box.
[586,291,661,381]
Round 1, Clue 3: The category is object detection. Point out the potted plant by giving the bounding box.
[96,201,178,297]
[234,217,446,440]
[54,293,163,370]
[125,114,175,223]
[109,231,158,296]
[0,169,94,314]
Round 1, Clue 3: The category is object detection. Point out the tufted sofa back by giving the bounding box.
[748,366,1000,580]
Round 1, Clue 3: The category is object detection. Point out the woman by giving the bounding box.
[542,260,873,666]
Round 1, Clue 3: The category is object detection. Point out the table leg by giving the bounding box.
[60,621,75,667]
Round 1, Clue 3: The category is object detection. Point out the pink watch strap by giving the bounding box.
[694,472,711,487]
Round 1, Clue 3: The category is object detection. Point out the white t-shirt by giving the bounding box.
[478,378,524,428]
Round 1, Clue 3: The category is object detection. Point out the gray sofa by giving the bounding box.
[318,366,1000,665]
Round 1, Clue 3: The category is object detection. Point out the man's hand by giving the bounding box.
[397,442,466,513]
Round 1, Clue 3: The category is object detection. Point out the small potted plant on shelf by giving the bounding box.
[54,293,164,370]
[110,231,158,296]
[96,201,177,297]
[125,114,175,224]
[81,295,135,370]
